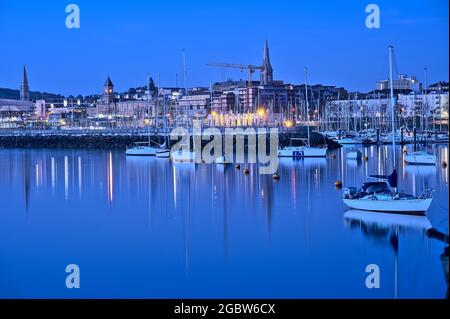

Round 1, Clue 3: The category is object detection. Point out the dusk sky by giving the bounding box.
[0,0,448,96]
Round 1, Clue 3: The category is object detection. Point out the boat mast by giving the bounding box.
[388,45,396,165]
[304,67,311,146]
[147,74,151,146]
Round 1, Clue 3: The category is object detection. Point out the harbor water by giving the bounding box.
[0,145,448,298]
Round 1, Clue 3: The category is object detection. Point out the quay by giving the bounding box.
[0,126,340,149]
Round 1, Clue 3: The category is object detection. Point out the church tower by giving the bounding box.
[103,75,114,103]
[20,65,30,101]
[260,39,273,86]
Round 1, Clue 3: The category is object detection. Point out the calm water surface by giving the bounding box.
[0,145,448,298]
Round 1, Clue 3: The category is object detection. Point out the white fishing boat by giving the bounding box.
[342,46,433,214]
[278,68,328,158]
[347,147,362,160]
[404,151,436,165]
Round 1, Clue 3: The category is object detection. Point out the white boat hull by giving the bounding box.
[343,198,433,213]
[156,149,170,158]
[125,146,159,156]
[404,154,436,165]
[336,138,361,145]
[278,146,327,158]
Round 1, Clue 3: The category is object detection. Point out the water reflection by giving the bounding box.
[344,209,432,298]
[0,146,447,298]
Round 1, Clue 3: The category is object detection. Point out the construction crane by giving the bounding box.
[207,62,264,112]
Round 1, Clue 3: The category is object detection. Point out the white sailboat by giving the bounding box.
[126,76,165,156]
[156,88,170,159]
[342,46,433,214]
[278,67,328,158]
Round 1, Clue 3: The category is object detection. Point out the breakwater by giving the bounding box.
[0,128,340,150]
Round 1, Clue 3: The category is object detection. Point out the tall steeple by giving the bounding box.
[20,65,30,101]
[260,39,273,86]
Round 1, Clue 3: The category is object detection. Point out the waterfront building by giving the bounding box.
[376,74,422,93]
[0,66,34,128]
[324,92,449,132]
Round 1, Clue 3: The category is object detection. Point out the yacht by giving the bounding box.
[278,67,328,158]
[343,171,433,213]
[342,46,433,214]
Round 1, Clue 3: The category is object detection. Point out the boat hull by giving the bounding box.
[343,198,433,213]
[156,149,170,158]
[278,147,327,158]
[125,146,159,156]
[336,138,361,145]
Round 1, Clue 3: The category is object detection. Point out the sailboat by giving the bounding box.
[278,67,328,158]
[404,73,437,166]
[156,90,170,158]
[342,46,433,214]
[126,76,165,156]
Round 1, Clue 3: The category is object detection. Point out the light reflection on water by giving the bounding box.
[0,145,448,298]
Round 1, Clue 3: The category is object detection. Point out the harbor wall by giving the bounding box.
[0,129,340,150]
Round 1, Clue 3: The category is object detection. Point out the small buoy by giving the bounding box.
[403,149,407,153]
[335,180,343,188]
[235,164,241,170]
[243,169,250,175]
[364,156,369,161]
[331,154,336,159]
[273,173,280,180]
[443,161,448,168]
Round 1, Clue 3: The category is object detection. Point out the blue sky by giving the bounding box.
[0,0,448,96]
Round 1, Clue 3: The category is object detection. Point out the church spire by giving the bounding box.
[260,39,273,86]
[20,65,30,101]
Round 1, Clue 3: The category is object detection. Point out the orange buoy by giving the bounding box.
[335,180,343,188]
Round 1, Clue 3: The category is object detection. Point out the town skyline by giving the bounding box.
[0,0,448,96]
